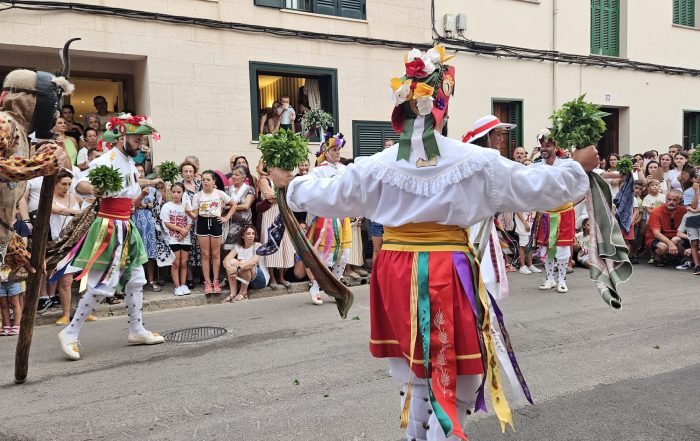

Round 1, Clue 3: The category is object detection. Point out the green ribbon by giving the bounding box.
[332,218,340,265]
[397,114,441,162]
[547,213,560,261]
[417,252,453,437]
[397,117,415,161]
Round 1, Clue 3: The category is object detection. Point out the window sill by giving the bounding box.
[280,8,368,24]
[511,0,540,4]
[672,24,700,32]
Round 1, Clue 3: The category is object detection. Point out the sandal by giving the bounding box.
[105,297,121,305]
[1,326,10,336]
[148,282,162,292]
[10,325,20,335]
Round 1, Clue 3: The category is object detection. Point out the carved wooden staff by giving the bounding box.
[15,38,80,384]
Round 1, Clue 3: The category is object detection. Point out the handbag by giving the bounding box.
[255,177,273,213]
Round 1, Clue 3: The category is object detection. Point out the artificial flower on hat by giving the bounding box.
[102,112,159,143]
[390,44,456,162]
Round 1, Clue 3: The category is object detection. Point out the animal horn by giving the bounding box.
[59,38,81,78]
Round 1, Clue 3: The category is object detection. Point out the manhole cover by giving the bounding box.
[164,326,227,343]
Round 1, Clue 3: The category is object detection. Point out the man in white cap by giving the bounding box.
[530,129,577,293]
[462,115,517,301]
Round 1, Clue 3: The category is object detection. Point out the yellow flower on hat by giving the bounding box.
[390,77,413,106]
[431,45,455,63]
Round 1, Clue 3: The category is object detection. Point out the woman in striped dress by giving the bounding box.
[258,174,295,288]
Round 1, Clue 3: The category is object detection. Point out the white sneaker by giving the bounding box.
[529,265,542,273]
[519,266,532,275]
[310,282,323,305]
[57,329,80,360]
[539,280,557,290]
[173,286,186,296]
[557,282,569,293]
[127,330,165,345]
[180,285,191,295]
[675,261,693,270]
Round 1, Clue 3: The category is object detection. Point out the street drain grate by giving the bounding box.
[164,326,227,343]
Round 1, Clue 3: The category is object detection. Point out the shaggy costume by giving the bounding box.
[0,69,66,275]
[286,45,589,440]
[53,114,165,360]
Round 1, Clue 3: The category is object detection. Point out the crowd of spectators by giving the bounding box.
[501,143,700,278]
[1,97,698,335]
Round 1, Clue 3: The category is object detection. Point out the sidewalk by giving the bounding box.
[34,276,370,327]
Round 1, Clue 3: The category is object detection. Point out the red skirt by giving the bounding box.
[536,208,575,247]
[369,250,484,378]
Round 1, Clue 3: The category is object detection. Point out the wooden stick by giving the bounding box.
[14,174,56,384]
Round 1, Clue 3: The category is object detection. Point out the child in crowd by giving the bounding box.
[623,182,642,264]
[515,211,540,274]
[680,174,700,274]
[0,276,23,336]
[161,183,193,296]
[642,179,666,264]
[574,216,593,269]
[222,225,269,302]
[188,170,236,295]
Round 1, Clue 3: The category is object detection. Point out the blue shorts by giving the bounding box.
[0,282,22,297]
[249,266,267,290]
[368,220,384,237]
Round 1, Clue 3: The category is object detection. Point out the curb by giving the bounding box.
[33,276,370,327]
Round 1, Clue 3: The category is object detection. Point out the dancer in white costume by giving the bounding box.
[269,46,600,440]
[53,114,165,360]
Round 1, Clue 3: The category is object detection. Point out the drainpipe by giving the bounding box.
[552,0,558,110]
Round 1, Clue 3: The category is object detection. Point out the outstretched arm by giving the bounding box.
[274,163,376,220]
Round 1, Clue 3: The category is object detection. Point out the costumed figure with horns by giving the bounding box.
[528,128,578,294]
[268,45,600,440]
[305,132,352,305]
[0,64,71,279]
[52,113,165,361]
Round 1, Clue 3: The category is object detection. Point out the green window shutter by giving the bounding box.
[591,0,619,56]
[507,102,523,157]
[352,121,397,157]
[254,0,282,8]
[313,0,337,15]
[688,112,700,148]
[674,0,696,26]
[591,0,602,54]
[339,0,365,19]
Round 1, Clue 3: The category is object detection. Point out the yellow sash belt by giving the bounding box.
[382,222,470,252]
[546,201,574,214]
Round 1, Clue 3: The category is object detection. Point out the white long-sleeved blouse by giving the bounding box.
[287,133,589,228]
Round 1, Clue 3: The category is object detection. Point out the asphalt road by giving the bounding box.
[0,265,698,441]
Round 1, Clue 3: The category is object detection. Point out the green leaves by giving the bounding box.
[158,160,180,183]
[615,157,633,174]
[689,149,700,167]
[549,95,609,150]
[301,108,334,132]
[258,129,311,171]
[87,165,123,194]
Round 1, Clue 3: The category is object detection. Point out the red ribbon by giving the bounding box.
[462,118,503,143]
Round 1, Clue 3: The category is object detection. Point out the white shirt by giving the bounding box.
[76,148,89,166]
[234,242,269,285]
[160,201,193,245]
[78,148,142,199]
[192,189,231,218]
[26,176,43,212]
[287,133,589,228]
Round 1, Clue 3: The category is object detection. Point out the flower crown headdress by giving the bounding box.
[390,45,455,162]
